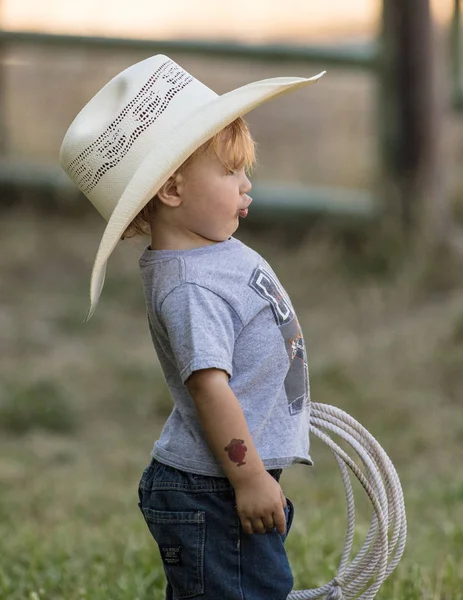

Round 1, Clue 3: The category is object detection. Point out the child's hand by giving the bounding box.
[233,471,287,535]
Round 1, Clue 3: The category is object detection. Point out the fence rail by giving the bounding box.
[0,160,376,221]
[0,29,379,70]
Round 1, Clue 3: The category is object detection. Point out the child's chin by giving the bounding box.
[210,228,237,241]
[196,231,232,244]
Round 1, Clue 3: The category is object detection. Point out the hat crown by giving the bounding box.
[59,55,217,219]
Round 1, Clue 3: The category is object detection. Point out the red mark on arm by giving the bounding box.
[224,438,247,466]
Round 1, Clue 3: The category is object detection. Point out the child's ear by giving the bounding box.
[157,174,183,208]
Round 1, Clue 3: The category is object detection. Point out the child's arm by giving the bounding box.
[186,367,287,535]
[186,367,269,485]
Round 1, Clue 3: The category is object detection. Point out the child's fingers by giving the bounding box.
[280,489,287,509]
[262,514,277,531]
[273,508,287,535]
[241,516,254,535]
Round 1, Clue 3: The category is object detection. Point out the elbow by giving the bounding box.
[185,368,230,396]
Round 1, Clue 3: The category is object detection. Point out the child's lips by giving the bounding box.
[238,197,252,218]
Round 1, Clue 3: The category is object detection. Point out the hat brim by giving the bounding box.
[85,71,326,320]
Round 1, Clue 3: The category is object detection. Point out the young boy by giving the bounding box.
[60,55,324,600]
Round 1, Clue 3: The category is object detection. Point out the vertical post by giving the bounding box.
[451,0,462,109]
[0,0,6,155]
[380,0,446,244]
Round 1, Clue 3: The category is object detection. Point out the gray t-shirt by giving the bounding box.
[139,236,313,476]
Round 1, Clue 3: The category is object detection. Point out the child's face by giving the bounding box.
[172,144,253,245]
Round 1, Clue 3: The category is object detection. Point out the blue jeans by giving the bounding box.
[138,458,295,600]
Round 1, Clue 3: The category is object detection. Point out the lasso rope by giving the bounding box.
[287,403,407,600]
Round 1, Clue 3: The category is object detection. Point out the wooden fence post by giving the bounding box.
[0,0,6,156]
[380,0,447,245]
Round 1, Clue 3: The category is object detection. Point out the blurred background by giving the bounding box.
[1,1,463,599]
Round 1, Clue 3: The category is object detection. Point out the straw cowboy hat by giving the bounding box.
[59,55,325,319]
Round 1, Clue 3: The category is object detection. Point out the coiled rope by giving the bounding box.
[288,403,407,600]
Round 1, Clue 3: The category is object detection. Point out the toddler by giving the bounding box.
[60,54,324,600]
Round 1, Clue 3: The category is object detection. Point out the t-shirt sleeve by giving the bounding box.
[160,283,242,384]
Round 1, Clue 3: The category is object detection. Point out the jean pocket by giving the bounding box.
[279,497,294,541]
[285,497,294,535]
[138,459,156,493]
[141,507,205,599]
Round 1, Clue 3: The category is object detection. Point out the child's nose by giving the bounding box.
[241,176,252,195]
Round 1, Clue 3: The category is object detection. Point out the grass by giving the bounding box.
[1,209,463,599]
[0,380,78,435]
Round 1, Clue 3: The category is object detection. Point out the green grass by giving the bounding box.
[1,211,463,599]
[0,434,462,600]
[0,380,79,435]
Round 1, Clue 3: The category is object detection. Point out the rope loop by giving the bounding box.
[325,577,344,600]
[287,402,407,600]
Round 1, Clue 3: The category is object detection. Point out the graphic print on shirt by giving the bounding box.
[249,266,309,415]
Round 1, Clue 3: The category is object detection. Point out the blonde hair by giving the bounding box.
[121,117,256,239]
